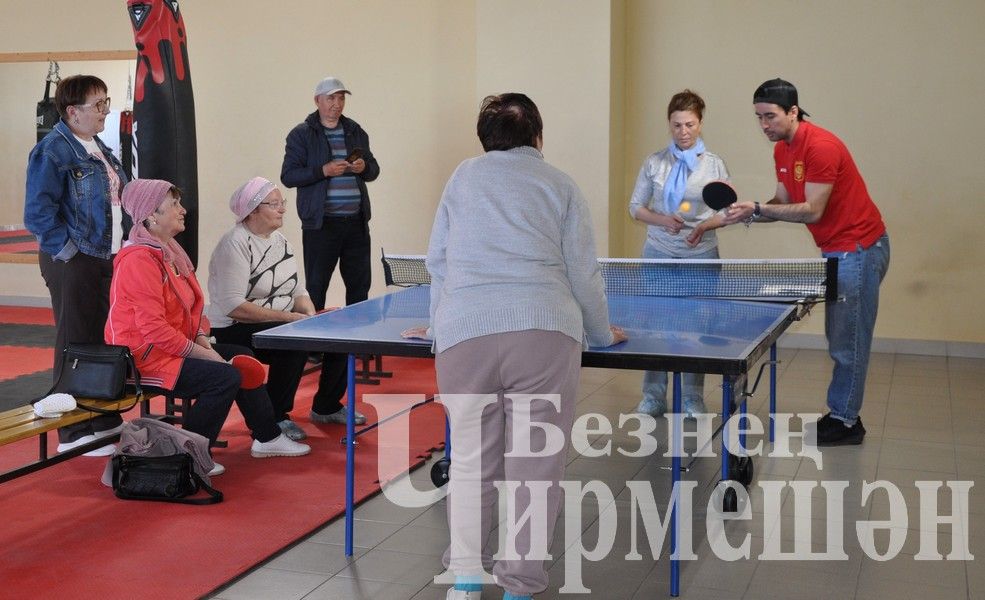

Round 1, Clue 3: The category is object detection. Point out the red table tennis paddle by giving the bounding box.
[702,180,738,210]
[230,354,266,389]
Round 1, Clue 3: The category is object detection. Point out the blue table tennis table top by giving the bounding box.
[253,286,802,377]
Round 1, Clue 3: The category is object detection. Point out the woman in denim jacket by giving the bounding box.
[24,75,130,455]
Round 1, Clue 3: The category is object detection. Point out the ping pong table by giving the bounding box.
[253,255,836,597]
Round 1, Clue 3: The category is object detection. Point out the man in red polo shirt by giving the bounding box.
[724,78,890,446]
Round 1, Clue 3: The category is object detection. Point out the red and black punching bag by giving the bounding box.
[127,0,199,265]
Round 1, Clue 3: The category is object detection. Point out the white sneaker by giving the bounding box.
[56,423,124,457]
[250,433,311,458]
[446,588,482,600]
[80,443,117,457]
[208,462,225,476]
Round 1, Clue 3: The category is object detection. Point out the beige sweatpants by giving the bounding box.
[436,329,581,596]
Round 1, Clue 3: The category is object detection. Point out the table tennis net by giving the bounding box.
[382,254,837,301]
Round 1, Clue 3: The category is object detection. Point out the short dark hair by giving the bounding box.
[54,75,108,119]
[476,93,543,152]
[667,89,706,121]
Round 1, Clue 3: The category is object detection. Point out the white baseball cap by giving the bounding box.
[314,76,351,97]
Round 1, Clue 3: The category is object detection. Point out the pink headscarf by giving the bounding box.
[230,176,277,222]
[121,179,194,277]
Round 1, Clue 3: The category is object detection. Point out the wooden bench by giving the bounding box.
[0,396,139,483]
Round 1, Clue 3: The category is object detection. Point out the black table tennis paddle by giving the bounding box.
[702,181,737,210]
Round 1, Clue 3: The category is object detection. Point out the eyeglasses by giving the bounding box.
[76,97,112,113]
[259,199,288,209]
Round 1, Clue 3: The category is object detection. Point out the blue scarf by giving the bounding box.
[662,138,705,213]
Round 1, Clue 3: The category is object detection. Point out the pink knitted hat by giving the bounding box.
[230,176,277,222]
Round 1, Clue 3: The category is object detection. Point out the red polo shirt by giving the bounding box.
[774,121,885,252]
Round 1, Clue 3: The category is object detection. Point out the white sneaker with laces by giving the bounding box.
[56,423,124,457]
[250,433,311,458]
[208,462,225,476]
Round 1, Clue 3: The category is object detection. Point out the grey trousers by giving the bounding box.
[436,329,581,596]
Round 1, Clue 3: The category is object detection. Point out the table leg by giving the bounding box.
[769,344,777,443]
[345,353,356,556]
[444,417,451,459]
[721,376,732,484]
[739,376,748,451]
[670,371,682,597]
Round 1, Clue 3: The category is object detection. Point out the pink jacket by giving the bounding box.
[105,244,208,389]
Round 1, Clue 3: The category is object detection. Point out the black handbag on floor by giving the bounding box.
[46,343,142,414]
[111,453,223,505]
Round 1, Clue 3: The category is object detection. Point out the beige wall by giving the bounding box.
[0,0,477,309]
[2,0,983,346]
[0,61,132,227]
[475,0,618,252]
[621,0,985,344]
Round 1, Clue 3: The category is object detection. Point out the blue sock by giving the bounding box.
[454,576,482,592]
[503,593,531,600]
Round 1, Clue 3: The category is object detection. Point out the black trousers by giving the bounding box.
[146,343,282,445]
[301,215,371,310]
[212,321,348,419]
[39,251,123,442]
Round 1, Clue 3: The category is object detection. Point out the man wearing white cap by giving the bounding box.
[281,76,380,310]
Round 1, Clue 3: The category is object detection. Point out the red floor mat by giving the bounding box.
[0,346,54,381]
[0,306,54,326]
[0,357,444,599]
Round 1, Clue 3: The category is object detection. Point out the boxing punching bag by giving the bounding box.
[119,109,135,181]
[127,0,199,265]
[120,75,135,180]
[36,62,60,142]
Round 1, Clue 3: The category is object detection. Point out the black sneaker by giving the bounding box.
[816,413,866,446]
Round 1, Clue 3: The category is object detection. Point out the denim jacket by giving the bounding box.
[25,120,130,261]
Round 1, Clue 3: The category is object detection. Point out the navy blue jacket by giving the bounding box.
[280,112,380,230]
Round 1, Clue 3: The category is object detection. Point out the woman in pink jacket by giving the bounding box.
[105,179,310,474]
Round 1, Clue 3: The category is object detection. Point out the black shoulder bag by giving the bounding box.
[112,453,223,505]
[38,343,143,414]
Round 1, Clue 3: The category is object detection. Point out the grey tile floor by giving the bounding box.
[210,349,984,600]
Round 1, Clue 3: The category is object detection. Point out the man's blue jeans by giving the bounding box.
[823,233,890,425]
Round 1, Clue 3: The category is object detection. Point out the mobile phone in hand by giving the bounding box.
[346,148,364,162]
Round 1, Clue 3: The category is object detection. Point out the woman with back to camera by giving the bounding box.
[205,176,365,443]
[427,93,626,600]
[25,74,130,455]
[628,89,731,418]
[105,179,311,475]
